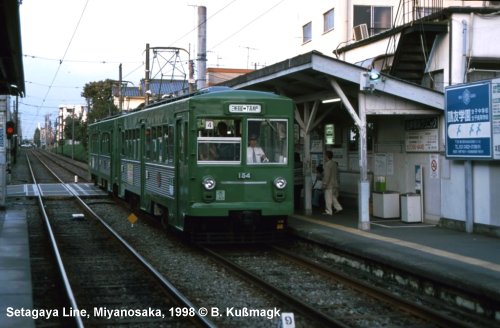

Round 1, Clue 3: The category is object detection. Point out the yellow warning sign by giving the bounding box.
[128,213,138,225]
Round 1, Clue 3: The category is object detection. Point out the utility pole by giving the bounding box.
[71,107,75,160]
[145,43,150,105]
[118,64,123,112]
[196,6,207,90]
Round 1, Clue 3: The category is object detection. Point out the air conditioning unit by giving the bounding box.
[353,24,369,41]
[487,1,500,7]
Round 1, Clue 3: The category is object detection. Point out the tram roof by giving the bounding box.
[219,51,443,111]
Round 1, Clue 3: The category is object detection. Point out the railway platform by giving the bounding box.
[0,208,34,328]
[289,208,500,319]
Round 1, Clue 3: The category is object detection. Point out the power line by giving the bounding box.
[26,80,83,89]
[169,0,239,48]
[23,54,141,65]
[35,0,90,117]
[209,0,287,51]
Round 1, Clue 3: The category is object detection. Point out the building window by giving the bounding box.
[323,8,334,33]
[349,123,375,151]
[302,22,312,44]
[354,5,392,36]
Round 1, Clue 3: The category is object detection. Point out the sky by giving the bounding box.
[18,0,301,139]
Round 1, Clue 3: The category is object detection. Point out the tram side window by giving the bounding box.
[124,129,138,159]
[145,128,151,159]
[247,119,288,164]
[121,131,125,156]
[126,130,132,158]
[150,127,158,161]
[125,130,132,157]
[101,132,110,155]
[133,129,140,160]
[164,125,173,164]
[91,134,99,153]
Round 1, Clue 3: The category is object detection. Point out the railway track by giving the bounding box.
[22,150,313,327]
[201,244,484,328]
[30,148,90,182]
[21,149,496,327]
[25,150,214,327]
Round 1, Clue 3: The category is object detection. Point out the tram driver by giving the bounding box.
[247,135,268,163]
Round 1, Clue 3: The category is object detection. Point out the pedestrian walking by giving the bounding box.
[322,150,343,215]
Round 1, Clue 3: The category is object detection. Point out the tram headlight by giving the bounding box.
[273,177,287,190]
[202,176,216,190]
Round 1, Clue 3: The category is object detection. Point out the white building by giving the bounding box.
[56,105,87,144]
[225,1,500,234]
[301,1,500,232]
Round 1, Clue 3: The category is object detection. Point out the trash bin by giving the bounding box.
[372,191,400,218]
[400,193,422,222]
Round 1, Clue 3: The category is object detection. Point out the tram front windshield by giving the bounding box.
[196,118,288,165]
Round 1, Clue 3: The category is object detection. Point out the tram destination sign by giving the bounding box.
[228,104,261,113]
[445,80,500,160]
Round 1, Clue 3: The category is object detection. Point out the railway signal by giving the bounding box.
[6,121,15,139]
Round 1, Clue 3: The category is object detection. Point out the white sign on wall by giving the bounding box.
[429,154,439,179]
[405,129,439,152]
[374,153,394,176]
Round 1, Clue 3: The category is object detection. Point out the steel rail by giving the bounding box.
[272,245,476,328]
[30,150,216,328]
[26,151,85,328]
[201,246,350,328]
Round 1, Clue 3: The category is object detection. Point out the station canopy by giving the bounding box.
[0,0,25,96]
[220,51,443,114]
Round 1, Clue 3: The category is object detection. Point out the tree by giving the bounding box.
[81,79,119,123]
[63,116,85,141]
[33,128,41,148]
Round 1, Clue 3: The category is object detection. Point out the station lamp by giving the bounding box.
[368,68,381,81]
[360,68,382,92]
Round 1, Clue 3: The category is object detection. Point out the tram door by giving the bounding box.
[113,126,122,197]
[174,115,189,229]
[139,124,146,208]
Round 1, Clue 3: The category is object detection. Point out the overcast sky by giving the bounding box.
[19,0,300,139]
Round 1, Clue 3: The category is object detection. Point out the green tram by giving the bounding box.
[88,88,295,242]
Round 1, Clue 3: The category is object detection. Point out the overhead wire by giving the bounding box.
[35,0,89,115]
[209,0,287,51]
[23,0,286,138]
[23,53,141,65]
[168,0,239,48]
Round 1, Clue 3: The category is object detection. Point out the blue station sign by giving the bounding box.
[445,81,492,159]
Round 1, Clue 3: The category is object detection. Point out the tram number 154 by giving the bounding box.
[238,172,251,179]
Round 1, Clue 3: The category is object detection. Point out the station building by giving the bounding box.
[0,0,24,207]
[222,1,500,235]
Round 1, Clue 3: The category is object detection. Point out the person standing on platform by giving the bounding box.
[312,164,324,208]
[293,152,304,210]
[322,150,343,215]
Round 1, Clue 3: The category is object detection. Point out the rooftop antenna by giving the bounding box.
[240,46,257,69]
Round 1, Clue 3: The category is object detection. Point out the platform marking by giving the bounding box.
[371,220,436,228]
[294,215,500,274]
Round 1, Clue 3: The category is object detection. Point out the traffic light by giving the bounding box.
[6,121,15,139]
